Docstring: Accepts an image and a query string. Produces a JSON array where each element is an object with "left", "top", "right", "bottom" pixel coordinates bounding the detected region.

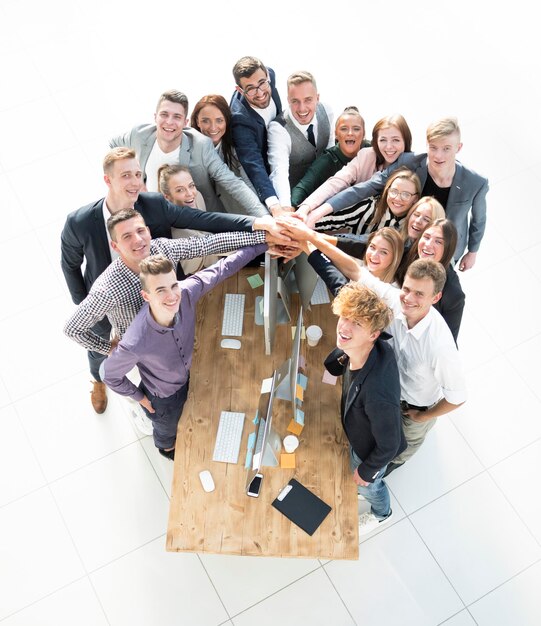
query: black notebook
[{"left": 271, "top": 479, "right": 332, "bottom": 536}]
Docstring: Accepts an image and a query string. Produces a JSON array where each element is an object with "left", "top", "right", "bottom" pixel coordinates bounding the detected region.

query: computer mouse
[
  {"left": 221, "top": 338, "right": 241, "bottom": 349},
  {"left": 199, "top": 470, "right": 215, "bottom": 493}
]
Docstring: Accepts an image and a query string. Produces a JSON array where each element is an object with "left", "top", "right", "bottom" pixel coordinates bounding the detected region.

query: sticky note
[
  {"left": 244, "top": 449, "right": 253, "bottom": 469},
  {"left": 247, "top": 273, "right": 264, "bottom": 289},
  {"left": 322, "top": 370, "right": 338, "bottom": 385},
  {"left": 261, "top": 377, "right": 273, "bottom": 393},
  {"left": 287, "top": 418, "right": 304, "bottom": 435},
  {"left": 252, "top": 411, "right": 259, "bottom": 425},
  {"left": 297, "top": 372, "right": 308, "bottom": 389},
  {"left": 295, "top": 408, "right": 305, "bottom": 425},
  {"left": 258, "top": 298, "right": 264, "bottom": 315},
  {"left": 247, "top": 432, "right": 257, "bottom": 450},
  {"left": 295, "top": 384, "right": 304, "bottom": 401},
  {"left": 301, "top": 325, "right": 306, "bottom": 339},
  {"left": 280, "top": 453, "right": 296, "bottom": 469}
]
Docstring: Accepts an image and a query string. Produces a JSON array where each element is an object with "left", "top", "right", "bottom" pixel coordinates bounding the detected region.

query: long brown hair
[{"left": 191, "top": 94, "right": 235, "bottom": 169}]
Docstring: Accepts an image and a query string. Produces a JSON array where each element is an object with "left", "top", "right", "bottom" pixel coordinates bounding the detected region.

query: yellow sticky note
[
  {"left": 295, "top": 384, "right": 304, "bottom": 401},
  {"left": 280, "top": 453, "right": 296, "bottom": 469},
  {"left": 287, "top": 419, "right": 304, "bottom": 435}
]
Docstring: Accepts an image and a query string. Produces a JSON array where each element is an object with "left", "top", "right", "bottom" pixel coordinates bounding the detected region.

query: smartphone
[{"left": 247, "top": 473, "right": 263, "bottom": 498}]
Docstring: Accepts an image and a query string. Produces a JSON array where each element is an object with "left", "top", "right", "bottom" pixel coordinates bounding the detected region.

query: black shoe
[
  {"left": 384, "top": 462, "right": 403, "bottom": 477},
  {"left": 159, "top": 448, "right": 175, "bottom": 461}
]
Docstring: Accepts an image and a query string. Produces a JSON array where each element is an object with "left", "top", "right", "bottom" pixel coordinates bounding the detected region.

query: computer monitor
[
  {"left": 245, "top": 370, "right": 282, "bottom": 494},
  {"left": 283, "top": 253, "right": 319, "bottom": 312},
  {"left": 255, "top": 253, "right": 292, "bottom": 355},
  {"left": 275, "top": 307, "right": 303, "bottom": 424}
]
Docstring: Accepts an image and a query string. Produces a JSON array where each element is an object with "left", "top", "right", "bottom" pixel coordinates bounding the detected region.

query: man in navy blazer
[
  {"left": 61, "top": 147, "right": 278, "bottom": 414},
  {"left": 230, "top": 56, "right": 285, "bottom": 215}
]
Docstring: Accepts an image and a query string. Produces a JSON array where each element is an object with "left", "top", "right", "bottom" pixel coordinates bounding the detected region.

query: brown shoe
[{"left": 90, "top": 381, "right": 108, "bottom": 414}]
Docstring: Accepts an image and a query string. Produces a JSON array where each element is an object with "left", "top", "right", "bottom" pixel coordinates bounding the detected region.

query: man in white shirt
[
  {"left": 275, "top": 217, "right": 467, "bottom": 472},
  {"left": 267, "top": 71, "right": 334, "bottom": 208}
]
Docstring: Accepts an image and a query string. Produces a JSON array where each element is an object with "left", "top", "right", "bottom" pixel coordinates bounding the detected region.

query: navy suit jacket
[
  {"left": 60, "top": 192, "right": 255, "bottom": 305},
  {"left": 230, "top": 67, "right": 282, "bottom": 203}
]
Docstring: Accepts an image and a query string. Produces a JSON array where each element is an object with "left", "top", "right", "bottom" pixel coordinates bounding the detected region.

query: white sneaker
[
  {"left": 128, "top": 401, "right": 153, "bottom": 436},
  {"left": 358, "top": 510, "right": 393, "bottom": 536}
]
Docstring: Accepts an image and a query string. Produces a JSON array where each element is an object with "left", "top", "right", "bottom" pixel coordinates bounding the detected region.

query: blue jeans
[
  {"left": 140, "top": 379, "right": 190, "bottom": 450},
  {"left": 349, "top": 447, "right": 391, "bottom": 519}
]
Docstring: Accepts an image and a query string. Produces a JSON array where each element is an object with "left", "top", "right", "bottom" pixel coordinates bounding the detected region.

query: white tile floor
[{"left": 1, "top": 1, "right": 540, "bottom": 624}]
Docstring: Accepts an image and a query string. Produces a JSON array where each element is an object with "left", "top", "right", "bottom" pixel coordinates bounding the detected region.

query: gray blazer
[
  {"left": 110, "top": 125, "right": 267, "bottom": 217},
  {"left": 328, "top": 153, "right": 489, "bottom": 260}
]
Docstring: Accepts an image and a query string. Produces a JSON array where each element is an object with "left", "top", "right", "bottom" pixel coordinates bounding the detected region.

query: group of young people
[{"left": 61, "top": 54, "right": 488, "bottom": 536}]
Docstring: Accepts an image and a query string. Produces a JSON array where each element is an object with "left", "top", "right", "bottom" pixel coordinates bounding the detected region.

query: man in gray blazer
[
  {"left": 303, "top": 117, "right": 488, "bottom": 271},
  {"left": 110, "top": 90, "right": 268, "bottom": 217}
]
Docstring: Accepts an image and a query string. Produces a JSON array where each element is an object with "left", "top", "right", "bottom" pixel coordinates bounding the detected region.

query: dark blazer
[
  {"left": 60, "top": 192, "right": 255, "bottom": 305},
  {"left": 230, "top": 67, "right": 282, "bottom": 203},
  {"left": 434, "top": 265, "right": 465, "bottom": 345},
  {"left": 324, "top": 341, "right": 406, "bottom": 482}
]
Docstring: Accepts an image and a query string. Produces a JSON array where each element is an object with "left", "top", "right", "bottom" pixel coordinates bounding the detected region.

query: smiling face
[
  {"left": 164, "top": 170, "right": 198, "bottom": 207},
  {"left": 104, "top": 158, "right": 144, "bottom": 210},
  {"left": 335, "top": 113, "right": 365, "bottom": 158},
  {"left": 110, "top": 216, "right": 151, "bottom": 268},
  {"left": 427, "top": 131, "right": 462, "bottom": 175},
  {"left": 196, "top": 103, "right": 226, "bottom": 146},
  {"left": 399, "top": 275, "right": 441, "bottom": 326},
  {"left": 377, "top": 125, "right": 406, "bottom": 165},
  {"left": 154, "top": 99, "right": 188, "bottom": 148},
  {"left": 288, "top": 80, "right": 319, "bottom": 125},
  {"left": 336, "top": 316, "right": 379, "bottom": 356},
  {"left": 386, "top": 178, "right": 418, "bottom": 217},
  {"left": 364, "top": 235, "right": 394, "bottom": 278},
  {"left": 141, "top": 269, "right": 181, "bottom": 326},
  {"left": 407, "top": 202, "right": 435, "bottom": 240},
  {"left": 236, "top": 68, "right": 272, "bottom": 109},
  {"left": 418, "top": 225, "right": 445, "bottom": 263}
]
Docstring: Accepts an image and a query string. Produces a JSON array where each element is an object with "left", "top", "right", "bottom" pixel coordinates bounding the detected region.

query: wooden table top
[{"left": 166, "top": 265, "right": 359, "bottom": 559}]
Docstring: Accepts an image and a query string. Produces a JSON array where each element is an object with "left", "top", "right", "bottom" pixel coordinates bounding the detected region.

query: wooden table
[{"left": 166, "top": 266, "right": 359, "bottom": 559}]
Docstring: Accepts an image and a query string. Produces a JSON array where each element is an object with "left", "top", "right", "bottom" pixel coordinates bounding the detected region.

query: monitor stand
[
  {"left": 261, "top": 426, "right": 281, "bottom": 467},
  {"left": 254, "top": 295, "right": 290, "bottom": 326},
  {"left": 274, "top": 358, "right": 293, "bottom": 401}
]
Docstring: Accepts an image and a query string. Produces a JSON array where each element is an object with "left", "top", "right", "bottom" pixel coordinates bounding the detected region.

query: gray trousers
[{"left": 393, "top": 414, "right": 437, "bottom": 465}]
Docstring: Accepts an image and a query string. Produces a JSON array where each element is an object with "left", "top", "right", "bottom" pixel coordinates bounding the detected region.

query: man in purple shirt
[{"left": 102, "top": 243, "right": 266, "bottom": 460}]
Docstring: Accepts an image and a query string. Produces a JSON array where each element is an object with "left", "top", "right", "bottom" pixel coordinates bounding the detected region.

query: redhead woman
[{"left": 296, "top": 114, "right": 412, "bottom": 222}]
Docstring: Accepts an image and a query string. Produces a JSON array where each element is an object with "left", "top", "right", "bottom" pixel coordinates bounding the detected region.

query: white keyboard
[
  {"left": 221, "top": 293, "right": 245, "bottom": 336},
  {"left": 310, "top": 277, "right": 331, "bottom": 305},
  {"left": 212, "top": 411, "right": 245, "bottom": 463}
]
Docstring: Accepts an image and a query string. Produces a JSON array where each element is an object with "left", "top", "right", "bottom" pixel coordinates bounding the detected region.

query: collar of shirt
[
  {"left": 102, "top": 199, "right": 120, "bottom": 261},
  {"left": 144, "top": 302, "right": 180, "bottom": 332},
  {"left": 287, "top": 108, "right": 318, "bottom": 139},
  {"left": 396, "top": 308, "right": 433, "bottom": 340}
]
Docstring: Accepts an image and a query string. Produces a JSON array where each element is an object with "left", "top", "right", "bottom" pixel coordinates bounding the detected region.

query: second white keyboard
[
  {"left": 221, "top": 293, "right": 245, "bottom": 336},
  {"left": 212, "top": 411, "right": 245, "bottom": 463}
]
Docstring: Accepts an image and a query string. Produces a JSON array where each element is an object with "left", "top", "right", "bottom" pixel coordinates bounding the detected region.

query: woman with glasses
[
  {"left": 295, "top": 114, "right": 412, "bottom": 221},
  {"left": 190, "top": 94, "right": 257, "bottom": 212},
  {"left": 313, "top": 167, "right": 421, "bottom": 236},
  {"left": 290, "top": 106, "right": 369, "bottom": 207}
]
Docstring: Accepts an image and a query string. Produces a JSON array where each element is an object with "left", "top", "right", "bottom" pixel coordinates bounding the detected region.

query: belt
[{"left": 400, "top": 400, "right": 429, "bottom": 412}]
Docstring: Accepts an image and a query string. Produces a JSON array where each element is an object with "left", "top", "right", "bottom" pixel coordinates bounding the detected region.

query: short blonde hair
[
  {"left": 426, "top": 117, "right": 461, "bottom": 142},
  {"left": 287, "top": 70, "right": 317, "bottom": 90},
  {"left": 103, "top": 147, "right": 136, "bottom": 175},
  {"left": 332, "top": 283, "right": 393, "bottom": 334}
]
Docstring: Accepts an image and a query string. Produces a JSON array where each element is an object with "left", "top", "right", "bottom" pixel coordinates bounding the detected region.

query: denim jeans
[
  {"left": 139, "top": 378, "right": 190, "bottom": 450},
  {"left": 349, "top": 446, "right": 391, "bottom": 519}
]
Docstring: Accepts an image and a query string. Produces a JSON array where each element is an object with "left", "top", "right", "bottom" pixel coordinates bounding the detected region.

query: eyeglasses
[
  {"left": 242, "top": 79, "right": 270, "bottom": 97},
  {"left": 388, "top": 188, "right": 418, "bottom": 201}
]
